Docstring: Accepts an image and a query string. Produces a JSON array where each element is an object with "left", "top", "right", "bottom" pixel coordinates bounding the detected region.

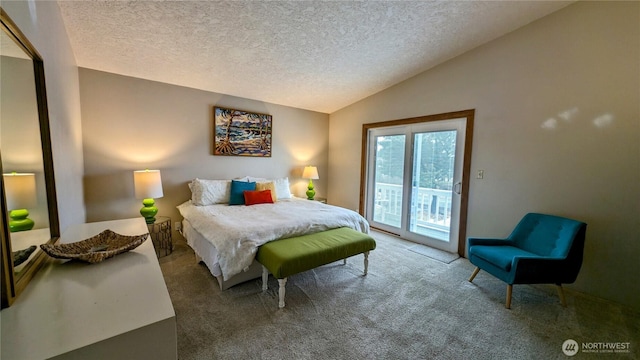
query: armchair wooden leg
[
  {"left": 468, "top": 267, "right": 480, "bottom": 282},
  {"left": 557, "top": 284, "right": 567, "bottom": 307},
  {"left": 506, "top": 284, "right": 513, "bottom": 309}
]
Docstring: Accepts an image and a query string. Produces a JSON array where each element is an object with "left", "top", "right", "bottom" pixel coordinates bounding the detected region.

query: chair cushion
[
  {"left": 511, "top": 213, "right": 584, "bottom": 257},
  {"left": 470, "top": 245, "right": 538, "bottom": 272}
]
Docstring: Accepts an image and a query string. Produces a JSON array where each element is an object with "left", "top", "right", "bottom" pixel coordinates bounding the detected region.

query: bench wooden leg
[
  {"left": 506, "top": 284, "right": 513, "bottom": 309},
  {"left": 363, "top": 251, "right": 369, "bottom": 275},
  {"left": 278, "top": 278, "right": 287, "bottom": 308},
  {"left": 261, "top": 266, "right": 268, "bottom": 291}
]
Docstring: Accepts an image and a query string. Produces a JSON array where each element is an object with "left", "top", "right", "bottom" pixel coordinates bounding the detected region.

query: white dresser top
[{"left": 0, "top": 218, "right": 176, "bottom": 359}]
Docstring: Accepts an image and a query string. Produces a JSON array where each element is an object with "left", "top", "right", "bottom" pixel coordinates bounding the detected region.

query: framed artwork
[{"left": 213, "top": 106, "right": 272, "bottom": 157}]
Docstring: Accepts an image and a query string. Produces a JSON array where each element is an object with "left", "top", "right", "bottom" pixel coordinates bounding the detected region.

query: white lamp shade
[
  {"left": 3, "top": 173, "right": 37, "bottom": 210},
  {"left": 134, "top": 170, "right": 164, "bottom": 199},
  {"left": 302, "top": 166, "right": 319, "bottom": 180}
]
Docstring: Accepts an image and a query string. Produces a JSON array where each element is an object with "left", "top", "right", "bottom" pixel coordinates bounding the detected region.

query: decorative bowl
[{"left": 40, "top": 229, "right": 148, "bottom": 263}]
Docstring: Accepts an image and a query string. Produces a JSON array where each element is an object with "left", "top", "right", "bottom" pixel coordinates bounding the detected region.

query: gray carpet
[
  {"left": 408, "top": 243, "right": 460, "bottom": 264},
  {"left": 159, "top": 231, "right": 639, "bottom": 360}
]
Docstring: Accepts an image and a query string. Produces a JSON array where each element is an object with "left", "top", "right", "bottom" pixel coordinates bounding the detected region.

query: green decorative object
[
  {"left": 140, "top": 198, "right": 158, "bottom": 224},
  {"left": 3, "top": 172, "right": 38, "bottom": 232},
  {"left": 9, "top": 209, "right": 35, "bottom": 232},
  {"left": 134, "top": 169, "right": 163, "bottom": 224},
  {"left": 302, "top": 166, "right": 319, "bottom": 201},
  {"left": 305, "top": 179, "right": 316, "bottom": 201}
]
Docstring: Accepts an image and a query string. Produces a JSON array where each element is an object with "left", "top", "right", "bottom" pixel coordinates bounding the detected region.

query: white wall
[
  {"left": 328, "top": 1, "right": 639, "bottom": 310},
  {"left": 79, "top": 69, "right": 329, "bottom": 231},
  {"left": 3, "top": 1, "right": 86, "bottom": 232}
]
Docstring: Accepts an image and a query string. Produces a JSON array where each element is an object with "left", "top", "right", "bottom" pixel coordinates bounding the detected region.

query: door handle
[{"left": 454, "top": 182, "right": 462, "bottom": 195}]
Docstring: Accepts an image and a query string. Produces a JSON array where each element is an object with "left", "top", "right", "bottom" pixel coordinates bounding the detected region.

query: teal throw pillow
[{"left": 229, "top": 180, "right": 256, "bottom": 205}]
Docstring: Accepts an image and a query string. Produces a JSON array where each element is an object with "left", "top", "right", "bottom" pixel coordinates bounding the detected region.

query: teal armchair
[{"left": 467, "top": 213, "right": 586, "bottom": 309}]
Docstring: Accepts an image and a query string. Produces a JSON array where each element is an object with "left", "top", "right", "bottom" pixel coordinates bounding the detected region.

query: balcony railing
[{"left": 373, "top": 182, "right": 452, "bottom": 241}]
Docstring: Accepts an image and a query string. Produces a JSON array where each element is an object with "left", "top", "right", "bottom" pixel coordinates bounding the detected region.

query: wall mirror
[{"left": 1, "top": 8, "right": 59, "bottom": 308}]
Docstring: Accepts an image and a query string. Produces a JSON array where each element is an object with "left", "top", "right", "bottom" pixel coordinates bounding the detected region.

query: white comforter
[{"left": 177, "top": 198, "right": 370, "bottom": 281}]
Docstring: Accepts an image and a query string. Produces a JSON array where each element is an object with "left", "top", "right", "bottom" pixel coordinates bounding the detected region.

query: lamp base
[
  {"left": 140, "top": 198, "right": 158, "bottom": 224},
  {"left": 9, "top": 209, "right": 34, "bottom": 232},
  {"left": 306, "top": 179, "right": 316, "bottom": 200}
]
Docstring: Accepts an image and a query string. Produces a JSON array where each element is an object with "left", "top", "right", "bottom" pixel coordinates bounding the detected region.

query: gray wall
[
  {"left": 3, "top": 1, "right": 86, "bottom": 232},
  {"left": 79, "top": 69, "right": 329, "bottom": 234},
  {"left": 328, "top": 1, "right": 639, "bottom": 309}
]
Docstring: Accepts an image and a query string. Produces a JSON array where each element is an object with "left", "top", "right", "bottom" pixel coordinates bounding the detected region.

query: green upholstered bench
[{"left": 256, "top": 227, "right": 376, "bottom": 308}]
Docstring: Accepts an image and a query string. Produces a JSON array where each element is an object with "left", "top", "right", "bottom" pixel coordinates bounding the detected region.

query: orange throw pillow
[{"left": 243, "top": 190, "right": 274, "bottom": 206}]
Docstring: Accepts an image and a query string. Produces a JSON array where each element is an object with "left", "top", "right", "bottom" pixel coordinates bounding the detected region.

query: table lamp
[
  {"left": 3, "top": 172, "right": 37, "bottom": 232},
  {"left": 302, "top": 166, "right": 319, "bottom": 200},
  {"left": 134, "top": 169, "right": 163, "bottom": 224}
]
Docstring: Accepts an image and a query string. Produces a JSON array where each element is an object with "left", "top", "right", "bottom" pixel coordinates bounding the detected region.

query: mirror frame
[{"left": 1, "top": 7, "right": 60, "bottom": 308}]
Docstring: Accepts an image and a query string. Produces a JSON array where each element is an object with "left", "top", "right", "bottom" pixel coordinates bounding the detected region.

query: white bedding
[{"left": 177, "top": 197, "right": 369, "bottom": 281}]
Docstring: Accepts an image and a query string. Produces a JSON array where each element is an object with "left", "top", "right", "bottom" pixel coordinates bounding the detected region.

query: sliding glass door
[
  {"left": 370, "top": 130, "right": 406, "bottom": 229},
  {"left": 364, "top": 111, "right": 473, "bottom": 254}
]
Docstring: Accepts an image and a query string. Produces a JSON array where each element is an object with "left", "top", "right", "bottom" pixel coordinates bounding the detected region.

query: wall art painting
[{"left": 213, "top": 107, "right": 272, "bottom": 157}]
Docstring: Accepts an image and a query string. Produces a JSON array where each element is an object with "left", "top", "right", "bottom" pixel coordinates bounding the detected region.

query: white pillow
[
  {"left": 190, "top": 178, "right": 231, "bottom": 205},
  {"left": 273, "top": 177, "right": 292, "bottom": 199},
  {"left": 237, "top": 176, "right": 268, "bottom": 183},
  {"left": 233, "top": 176, "right": 291, "bottom": 199}
]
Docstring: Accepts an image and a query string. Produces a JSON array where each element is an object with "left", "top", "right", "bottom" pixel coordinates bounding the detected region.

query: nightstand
[
  {"left": 314, "top": 197, "right": 327, "bottom": 204},
  {"left": 147, "top": 216, "right": 172, "bottom": 257}
]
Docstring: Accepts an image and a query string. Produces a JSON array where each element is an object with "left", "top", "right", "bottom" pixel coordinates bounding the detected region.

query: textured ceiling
[{"left": 58, "top": 1, "right": 572, "bottom": 113}]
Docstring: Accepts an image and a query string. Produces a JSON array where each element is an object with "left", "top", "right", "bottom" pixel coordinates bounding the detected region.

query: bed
[{"left": 177, "top": 177, "right": 370, "bottom": 290}]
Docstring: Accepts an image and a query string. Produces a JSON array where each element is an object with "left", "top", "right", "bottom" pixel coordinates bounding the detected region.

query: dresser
[{"left": 0, "top": 218, "right": 177, "bottom": 359}]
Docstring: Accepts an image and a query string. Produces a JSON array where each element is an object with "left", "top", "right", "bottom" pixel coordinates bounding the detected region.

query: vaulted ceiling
[{"left": 58, "top": 1, "right": 573, "bottom": 113}]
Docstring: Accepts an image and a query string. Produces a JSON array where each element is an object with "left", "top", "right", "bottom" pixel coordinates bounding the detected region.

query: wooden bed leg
[
  {"left": 506, "top": 284, "right": 513, "bottom": 309},
  {"left": 468, "top": 267, "right": 480, "bottom": 282},
  {"left": 363, "top": 251, "right": 369, "bottom": 275},
  {"left": 557, "top": 284, "right": 567, "bottom": 307},
  {"left": 278, "top": 278, "right": 287, "bottom": 308},
  {"left": 343, "top": 258, "right": 347, "bottom": 265},
  {"left": 261, "top": 266, "right": 268, "bottom": 291}
]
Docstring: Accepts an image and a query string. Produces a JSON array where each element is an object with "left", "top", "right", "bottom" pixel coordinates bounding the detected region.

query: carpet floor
[{"left": 159, "top": 230, "right": 639, "bottom": 360}]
